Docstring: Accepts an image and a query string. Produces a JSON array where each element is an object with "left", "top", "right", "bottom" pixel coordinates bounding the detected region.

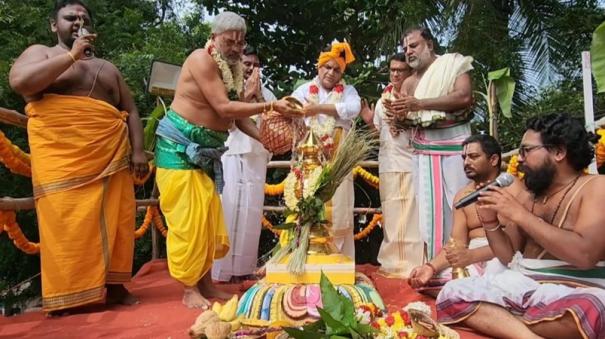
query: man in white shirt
[
  {"left": 212, "top": 46, "right": 277, "bottom": 282},
  {"left": 291, "top": 40, "right": 361, "bottom": 259},
  {"left": 360, "top": 54, "right": 422, "bottom": 277}
]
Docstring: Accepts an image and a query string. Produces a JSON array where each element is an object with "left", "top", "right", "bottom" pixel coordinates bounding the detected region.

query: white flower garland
[
  {"left": 307, "top": 78, "right": 345, "bottom": 139},
  {"left": 283, "top": 166, "right": 323, "bottom": 211},
  {"left": 204, "top": 40, "right": 244, "bottom": 99}
]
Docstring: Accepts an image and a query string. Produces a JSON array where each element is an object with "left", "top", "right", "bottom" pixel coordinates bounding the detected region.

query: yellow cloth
[
  {"left": 317, "top": 41, "right": 355, "bottom": 72},
  {"left": 156, "top": 168, "right": 230, "bottom": 286},
  {"left": 25, "top": 94, "right": 135, "bottom": 312}
]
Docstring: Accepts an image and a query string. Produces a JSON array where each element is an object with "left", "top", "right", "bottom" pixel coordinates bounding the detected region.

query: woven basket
[{"left": 259, "top": 111, "right": 305, "bottom": 155}]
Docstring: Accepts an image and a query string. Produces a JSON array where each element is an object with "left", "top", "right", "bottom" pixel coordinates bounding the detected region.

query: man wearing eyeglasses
[
  {"left": 360, "top": 54, "right": 423, "bottom": 278},
  {"left": 437, "top": 113, "right": 605, "bottom": 338},
  {"left": 212, "top": 46, "right": 277, "bottom": 283}
]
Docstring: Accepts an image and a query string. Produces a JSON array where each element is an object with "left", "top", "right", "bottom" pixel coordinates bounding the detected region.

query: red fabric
[{"left": 0, "top": 261, "right": 487, "bottom": 338}]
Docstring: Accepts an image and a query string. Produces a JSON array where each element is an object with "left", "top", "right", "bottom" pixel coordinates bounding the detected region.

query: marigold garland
[
  {"left": 134, "top": 206, "right": 154, "bottom": 239},
  {"left": 596, "top": 129, "right": 605, "bottom": 168},
  {"left": 0, "top": 210, "right": 39, "bottom": 254},
  {"left": 132, "top": 163, "right": 155, "bottom": 186},
  {"left": 261, "top": 216, "right": 281, "bottom": 236},
  {"left": 264, "top": 166, "right": 380, "bottom": 196},
  {"left": 353, "top": 166, "right": 379, "bottom": 189},
  {"left": 151, "top": 206, "right": 168, "bottom": 237},
  {"left": 264, "top": 180, "right": 285, "bottom": 196},
  {"left": 354, "top": 213, "right": 382, "bottom": 240},
  {"left": 0, "top": 130, "right": 32, "bottom": 177},
  {"left": 506, "top": 154, "right": 524, "bottom": 178},
  {"left": 260, "top": 213, "right": 382, "bottom": 240}
]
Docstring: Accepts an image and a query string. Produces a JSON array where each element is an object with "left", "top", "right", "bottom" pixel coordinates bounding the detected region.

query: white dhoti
[
  {"left": 212, "top": 130, "right": 270, "bottom": 281},
  {"left": 413, "top": 123, "right": 470, "bottom": 260},
  {"left": 377, "top": 172, "right": 423, "bottom": 277},
  {"left": 328, "top": 173, "right": 355, "bottom": 259},
  {"left": 407, "top": 53, "right": 474, "bottom": 260}
]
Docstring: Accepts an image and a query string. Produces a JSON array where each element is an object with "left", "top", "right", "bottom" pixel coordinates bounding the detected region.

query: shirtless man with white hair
[{"left": 154, "top": 11, "right": 300, "bottom": 308}]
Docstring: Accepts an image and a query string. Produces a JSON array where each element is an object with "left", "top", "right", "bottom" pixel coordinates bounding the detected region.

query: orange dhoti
[{"left": 26, "top": 94, "right": 135, "bottom": 312}]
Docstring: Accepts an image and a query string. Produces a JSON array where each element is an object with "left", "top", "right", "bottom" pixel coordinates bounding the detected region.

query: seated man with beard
[
  {"left": 437, "top": 113, "right": 605, "bottom": 339},
  {"left": 409, "top": 134, "right": 525, "bottom": 296}
]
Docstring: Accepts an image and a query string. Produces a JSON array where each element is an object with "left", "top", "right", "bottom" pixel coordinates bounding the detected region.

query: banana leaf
[
  {"left": 488, "top": 67, "right": 515, "bottom": 118},
  {"left": 592, "top": 21, "right": 605, "bottom": 93},
  {"left": 143, "top": 98, "right": 167, "bottom": 152}
]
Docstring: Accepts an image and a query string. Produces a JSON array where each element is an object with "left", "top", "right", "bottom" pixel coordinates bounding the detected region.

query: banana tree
[
  {"left": 475, "top": 67, "right": 516, "bottom": 140},
  {"left": 592, "top": 21, "right": 605, "bottom": 93}
]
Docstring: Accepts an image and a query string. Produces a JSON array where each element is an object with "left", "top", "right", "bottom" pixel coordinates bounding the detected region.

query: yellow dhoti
[
  {"left": 26, "top": 94, "right": 135, "bottom": 312},
  {"left": 155, "top": 168, "right": 230, "bottom": 286}
]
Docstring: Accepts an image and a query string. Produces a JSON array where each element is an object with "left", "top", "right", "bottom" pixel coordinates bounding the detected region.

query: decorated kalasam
[{"left": 259, "top": 96, "right": 305, "bottom": 155}]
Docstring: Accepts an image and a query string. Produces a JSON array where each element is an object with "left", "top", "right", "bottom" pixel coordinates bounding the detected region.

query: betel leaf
[
  {"left": 592, "top": 21, "right": 605, "bottom": 93},
  {"left": 488, "top": 67, "right": 515, "bottom": 118},
  {"left": 302, "top": 318, "right": 326, "bottom": 333},
  {"left": 320, "top": 272, "right": 344, "bottom": 320},
  {"left": 283, "top": 327, "right": 325, "bottom": 339},
  {"left": 317, "top": 307, "right": 348, "bottom": 336}
]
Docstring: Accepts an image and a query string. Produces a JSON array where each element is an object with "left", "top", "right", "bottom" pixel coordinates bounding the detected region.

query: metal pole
[{"left": 582, "top": 51, "right": 598, "bottom": 174}]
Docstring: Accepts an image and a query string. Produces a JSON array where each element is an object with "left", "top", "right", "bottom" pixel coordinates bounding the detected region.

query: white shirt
[
  {"left": 374, "top": 99, "right": 413, "bottom": 173},
  {"left": 224, "top": 86, "right": 277, "bottom": 155},
  {"left": 291, "top": 77, "right": 361, "bottom": 130}
]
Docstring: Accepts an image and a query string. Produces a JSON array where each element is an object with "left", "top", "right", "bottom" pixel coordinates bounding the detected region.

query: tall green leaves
[
  {"left": 592, "top": 21, "right": 605, "bottom": 93},
  {"left": 488, "top": 67, "right": 515, "bottom": 118}
]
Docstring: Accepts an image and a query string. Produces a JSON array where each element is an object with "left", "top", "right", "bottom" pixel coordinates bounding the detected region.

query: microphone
[
  {"left": 454, "top": 173, "right": 514, "bottom": 209},
  {"left": 78, "top": 26, "right": 93, "bottom": 57}
]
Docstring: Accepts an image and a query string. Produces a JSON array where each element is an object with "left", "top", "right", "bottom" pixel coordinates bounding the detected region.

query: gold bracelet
[
  {"left": 485, "top": 224, "right": 502, "bottom": 232},
  {"left": 67, "top": 52, "right": 77, "bottom": 63}
]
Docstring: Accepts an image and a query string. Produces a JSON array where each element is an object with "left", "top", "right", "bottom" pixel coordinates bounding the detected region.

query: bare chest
[{"left": 47, "top": 57, "right": 120, "bottom": 107}]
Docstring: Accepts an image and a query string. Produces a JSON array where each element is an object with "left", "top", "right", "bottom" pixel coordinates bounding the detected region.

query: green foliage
[
  {"left": 592, "top": 21, "right": 605, "bottom": 93},
  {"left": 487, "top": 67, "right": 516, "bottom": 119},
  {"left": 284, "top": 272, "right": 376, "bottom": 338}
]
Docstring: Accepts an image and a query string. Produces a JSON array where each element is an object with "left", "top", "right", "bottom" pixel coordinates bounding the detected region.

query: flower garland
[
  {"left": 260, "top": 212, "right": 382, "bottom": 241},
  {"left": 261, "top": 216, "right": 281, "bottom": 236},
  {"left": 307, "top": 79, "right": 345, "bottom": 150},
  {"left": 506, "top": 154, "right": 524, "bottom": 178},
  {"left": 265, "top": 166, "right": 380, "bottom": 197},
  {"left": 354, "top": 213, "right": 382, "bottom": 240},
  {"left": 596, "top": 128, "right": 605, "bottom": 168},
  {"left": 204, "top": 40, "right": 244, "bottom": 101},
  {"left": 0, "top": 210, "right": 39, "bottom": 254},
  {"left": 0, "top": 130, "right": 31, "bottom": 177},
  {"left": 134, "top": 206, "right": 154, "bottom": 239},
  {"left": 132, "top": 162, "right": 155, "bottom": 186},
  {"left": 353, "top": 166, "right": 380, "bottom": 189},
  {"left": 150, "top": 206, "right": 168, "bottom": 237},
  {"left": 283, "top": 166, "right": 323, "bottom": 211},
  {"left": 264, "top": 180, "right": 285, "bottom": 196}
]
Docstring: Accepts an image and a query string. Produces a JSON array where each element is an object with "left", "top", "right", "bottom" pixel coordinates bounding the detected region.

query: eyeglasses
[
  {"left": 390, "top": 68, "right": 408, "bottom": 74},
  {"left": 518, "top": 144, "right": 550, "bottom": 157}
]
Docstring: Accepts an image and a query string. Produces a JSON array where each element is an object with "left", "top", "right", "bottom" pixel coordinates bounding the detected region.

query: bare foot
[
  {"left": 197, "top": 272, "right": 233, "bottom": 300},
  {"left": 106, "top": 284, "right": 139, "bottom": 306},
  {"left": 183, "top": 286, "right": 211, "bottom": 309}
]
